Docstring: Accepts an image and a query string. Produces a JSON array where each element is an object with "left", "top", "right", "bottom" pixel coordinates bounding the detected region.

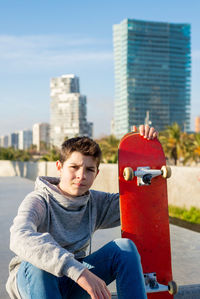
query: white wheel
[
  {"left": 161, "top": 165, "right": 172, "bottom": 179},
  {"left": 168, "top": 280, "right": 178, "bottom": 295},
  {"left": 123, "top": 167, "right": 134, "bottom": 181}
]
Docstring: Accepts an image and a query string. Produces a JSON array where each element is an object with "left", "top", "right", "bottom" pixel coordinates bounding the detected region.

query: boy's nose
[{"left": 77, "top": 168, "right": 86, "bottom": 179}]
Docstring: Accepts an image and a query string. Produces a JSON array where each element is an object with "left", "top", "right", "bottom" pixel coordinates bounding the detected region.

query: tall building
[
  {"left": 8, "top": 133, "right": 19, "bottom": 149},
  {"left": 113, "top": 19, "right": 191, "bottom": 138},
  {"left": 50, "top": 74, "right": 93, "bottom": 147},
  {"left": 33, "top": 123, "right": 50, "bottom": 151},
  {"left": 18, "top": 130, "right": 33, "bottom": 150}
]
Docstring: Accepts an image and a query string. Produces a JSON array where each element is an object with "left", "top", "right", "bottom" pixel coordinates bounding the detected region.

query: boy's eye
[{"left": 87, "top": 168, "right": 95, "bottom": 172}]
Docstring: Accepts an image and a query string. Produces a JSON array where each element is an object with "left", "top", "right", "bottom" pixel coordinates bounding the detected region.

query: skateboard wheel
[
  {"left": 168, "top": 280, "right": 178, "bottom": 295},
  {"left": 161, "top": 166, "right": 172, "bottom": 179},
  {"left": 123, "top": 167, "right": 134, "bottom": 181}
]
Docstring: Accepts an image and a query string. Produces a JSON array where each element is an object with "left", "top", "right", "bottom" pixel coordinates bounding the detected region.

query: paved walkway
[{"left": 1, "top": 177, "right": 200, "bottom": 298}]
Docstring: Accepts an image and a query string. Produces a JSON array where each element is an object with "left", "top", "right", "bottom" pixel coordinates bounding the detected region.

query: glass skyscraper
[{"left": 113, "top": 19, "right": 191, "bottom": 138}]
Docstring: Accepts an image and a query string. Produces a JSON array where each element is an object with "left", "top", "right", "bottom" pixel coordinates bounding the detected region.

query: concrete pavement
[{"left": 1, "top": 177, "right": 200, "bottom": 298}]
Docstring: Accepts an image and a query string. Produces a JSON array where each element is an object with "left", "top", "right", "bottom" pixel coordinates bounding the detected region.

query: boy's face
[{"left": 56, "top": 151, "right": 99, "bottom": 198}]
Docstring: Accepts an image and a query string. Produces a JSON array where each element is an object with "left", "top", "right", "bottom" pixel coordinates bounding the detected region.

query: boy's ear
[
  {"left": 56, "top": 160, "right": 63, "bottom": 171},
  {"left": 96, "top": 169, "right": 99, "bottom": 176}
]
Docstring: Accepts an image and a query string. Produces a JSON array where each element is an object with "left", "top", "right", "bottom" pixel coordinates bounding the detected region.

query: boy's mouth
[{"left": 74, "top": 182, "right": 86, "bottom": 187}]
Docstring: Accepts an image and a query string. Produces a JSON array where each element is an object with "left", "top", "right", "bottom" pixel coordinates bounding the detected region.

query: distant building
[
  {"left": 33, "top": 123, "right": 50, "bottom": 151},
  {"left": 195, "top": 117, "right": 200, "bottom": 133},
  {"left": 113, "top": 18, "right": 191, "bottom": 138},
  {"left": 8, "top": 132, "right": 19, "bottom": 149},
  {"left": 0, "top": 135, "right": 9, "bottom": 148},
  {"left": 50, "top": 74, "right": 93, "bottom": 147},
  {"left": 18, "top": 130, "right": 33, "bottom": 150}
]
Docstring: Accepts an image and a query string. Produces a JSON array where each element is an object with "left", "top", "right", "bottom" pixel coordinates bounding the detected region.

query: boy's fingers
[
  {"left": 105, "top": 286, "right": 111, "bottom": 298},
  {"left": 148, "top": 127, "right": 156, "bottom": 139},
  {"left": 139, "top": 124, "right": 145, "bottom": 136},
  {"left": 144, "top": 125, "right": 150, "bottom": 138},
  {"left": 153, "top": 130, "right": 158, "bottom": 139},
  {"left": 132, "top": 125, "right": 137, "bottom": 132},
  {"left": 136, "top": 124, "right": 158, "bottom": 140}
]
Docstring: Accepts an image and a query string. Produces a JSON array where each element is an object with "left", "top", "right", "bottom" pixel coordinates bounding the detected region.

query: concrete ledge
[
  {"left": 1, "top": 161, "right": 200, "bottom": 209},
  {"left": 175, "top": 284, "right": 200, "bottom": 298},
  {"left": 111, "top": 284, "right": 200, "bottom": 298}
]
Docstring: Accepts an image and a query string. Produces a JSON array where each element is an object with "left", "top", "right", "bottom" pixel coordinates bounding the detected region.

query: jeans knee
[{"left": 113, "top": 238, "right": 141, "bottom": 262}]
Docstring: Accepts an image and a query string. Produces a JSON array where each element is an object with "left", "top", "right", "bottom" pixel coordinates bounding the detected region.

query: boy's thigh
[{"left": 17, "top": 261, "right": 89, "bottom": 299}]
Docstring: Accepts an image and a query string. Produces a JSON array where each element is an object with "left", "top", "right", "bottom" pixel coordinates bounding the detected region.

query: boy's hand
[
  {"left": 77, "top": 268, "right": 111, "bottom": 299},
  {"left": 132, "top": 125, "right": 158, "bottom": 140}
]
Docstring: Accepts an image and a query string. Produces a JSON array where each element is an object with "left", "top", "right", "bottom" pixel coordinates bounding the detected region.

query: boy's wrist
[{"left": 62, "top": 257, "right": 87, "bottom": 282}]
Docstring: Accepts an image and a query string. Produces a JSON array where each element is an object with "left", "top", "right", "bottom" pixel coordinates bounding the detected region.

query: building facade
[
  {"left": 8, "top": 133, "right": 19, "bottom": 149},
  {"left": 195, "top": 117, "right": 200, "bottom": 133},
  {"left": 50, "top": 74, "right": 93, "bottom": 147},
  {"left": 18, "top": 130, "right": 33, "bottom": 150},
  {"left": 33, "top": 123, "right": 50, "bottom": 151},
  {"left": 113, "top": 19, "right": 191, "bottom": 138},
  {"left": 0, "top": 135, "right": 9, "bottom": 148}
]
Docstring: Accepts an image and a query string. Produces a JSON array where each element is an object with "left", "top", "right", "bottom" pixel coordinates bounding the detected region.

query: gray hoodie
[{"left": 6, "top": 176, "right": 120, "bottom": 298}]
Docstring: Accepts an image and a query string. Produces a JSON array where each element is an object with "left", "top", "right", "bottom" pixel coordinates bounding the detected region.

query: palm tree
[
  {"left": 190, "top": 133, "right": 200, "bottom": 163},
  {"left": 40, "top": 147, "right": 60, "bottom": 161},
  {"left": 159, "top": 123, "right": 183, "bottom": 165},
  {"left": 178, "top": 132, "right": 194, "bottom": 165}
]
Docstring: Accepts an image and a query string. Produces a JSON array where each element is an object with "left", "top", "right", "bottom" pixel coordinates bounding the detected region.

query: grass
[{"left": 169, "top": 205, "right": 200, "bottom": 225}]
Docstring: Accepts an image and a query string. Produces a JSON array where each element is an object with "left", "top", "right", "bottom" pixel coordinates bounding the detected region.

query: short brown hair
[{"left": 60, "top": 136, "right": 102, "bottom": 168}]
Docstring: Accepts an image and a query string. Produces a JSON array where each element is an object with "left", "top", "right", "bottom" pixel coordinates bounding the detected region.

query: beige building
[
  {"left": 195, "top": 116, "right": 200, "bottom": 133},
  {"left": 33, "top": 123, "right": 50, "bottom": 151},
  {"left": 50, "top": 74, "right": 93, "bottom": 147}
]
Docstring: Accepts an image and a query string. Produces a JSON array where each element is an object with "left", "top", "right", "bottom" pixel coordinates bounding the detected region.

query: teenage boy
[{"left": 6, "top": 125, "right": 158, "bottom": 299}]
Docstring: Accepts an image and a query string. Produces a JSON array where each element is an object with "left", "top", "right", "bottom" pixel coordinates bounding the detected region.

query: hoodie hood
[{"left": 34, "top": 176, "right": 90, "bottom": 211}]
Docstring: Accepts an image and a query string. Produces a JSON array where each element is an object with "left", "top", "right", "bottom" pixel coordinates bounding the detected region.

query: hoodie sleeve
[
  {"left": 90, "top": 190, "right": 120, "bottom": 229},
  {"left": 9, "top": 191, "right": 86, "bottom": 282}
]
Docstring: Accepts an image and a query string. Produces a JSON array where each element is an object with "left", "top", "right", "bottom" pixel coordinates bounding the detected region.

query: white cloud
[{"left": 0, "top": 34, "right": 113, "bottom": 72}]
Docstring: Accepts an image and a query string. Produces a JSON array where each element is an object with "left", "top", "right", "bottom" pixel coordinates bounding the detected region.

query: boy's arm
[
  {"left": 94, "top": 125, "right": 158, "bottom": 230},
  {"left": 10, "top": 192, "right": 86, "bottom": 282},
  {"left": 92, "top": 191, "right": 120, "bottom": 230}
]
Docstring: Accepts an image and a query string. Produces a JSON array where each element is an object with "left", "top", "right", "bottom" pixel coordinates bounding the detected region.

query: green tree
[
  {"left": 97, "top": 135, "right": 120, "bottom": 163},
  {"left": 0, "top": 147, "right": 31, "bottom": 161}
]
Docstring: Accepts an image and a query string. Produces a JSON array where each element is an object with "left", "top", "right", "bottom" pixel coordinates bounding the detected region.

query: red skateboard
[{"left": 118, "top": 132, "right": 177, "bottom": 298}]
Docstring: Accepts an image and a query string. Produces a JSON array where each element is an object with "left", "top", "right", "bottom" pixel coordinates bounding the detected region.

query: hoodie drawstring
[{"left": 89, "top": 192, "right": 93, "bottom": 255}]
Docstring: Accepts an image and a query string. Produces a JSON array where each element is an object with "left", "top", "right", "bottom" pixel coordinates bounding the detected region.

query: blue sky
[{"left": 0, "top": 0, "right": 199, "bottom": 137}]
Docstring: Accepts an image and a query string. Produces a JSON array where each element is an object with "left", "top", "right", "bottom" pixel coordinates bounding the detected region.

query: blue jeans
[{"left": 17, "top": 238, "right": 147, "bottom": 299}]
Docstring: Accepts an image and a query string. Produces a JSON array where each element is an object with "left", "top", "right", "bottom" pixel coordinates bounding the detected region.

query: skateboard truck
[
  {"left": 136, "top": 167, "right": 161, "bottom": 186},
  {"left": 144, "top": 273, "right": 178, "bottom": 294},
  {"left": 123, "top": 166, "right": 171, "bottom": 185}
]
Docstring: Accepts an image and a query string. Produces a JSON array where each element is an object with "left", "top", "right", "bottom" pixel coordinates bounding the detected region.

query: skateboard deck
[{"left": 118, "top": 132, "right": 176, "bottom": 298}]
